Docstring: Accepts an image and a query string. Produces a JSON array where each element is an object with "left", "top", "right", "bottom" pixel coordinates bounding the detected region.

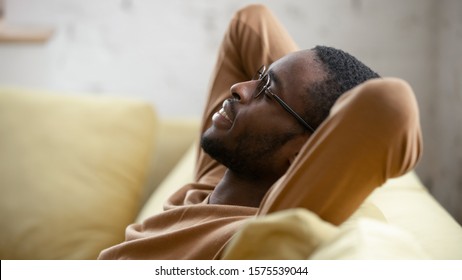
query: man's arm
[{"left": 259, "top": 78, "right": 423, "bottom": 225}]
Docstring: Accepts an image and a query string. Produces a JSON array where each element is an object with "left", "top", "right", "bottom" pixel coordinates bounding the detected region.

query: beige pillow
[
  {"left": 222, "top": 208, "right": 339, "bottom": 260},
  {"left": 220, "top": 199, "right": 401, "bottom": 260},
  {"left": 0, "top": 88, "right": 157, "bottom": 259},
  {"left": 222, "top": 206, "right": 428, "bottom": 260},
  {"left": 311, "top": 218, "right": 430, "bottom": 259}
]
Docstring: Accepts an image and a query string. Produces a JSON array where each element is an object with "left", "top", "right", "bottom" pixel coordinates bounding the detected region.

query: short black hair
[{"left": 302, "top": 45, "right": 380, "bottom": 129}]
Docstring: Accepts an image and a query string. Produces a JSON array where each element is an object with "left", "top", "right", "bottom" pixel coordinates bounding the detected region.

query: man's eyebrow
[{"left": 268, "top": 69, "right": 281, "bottom": 88}]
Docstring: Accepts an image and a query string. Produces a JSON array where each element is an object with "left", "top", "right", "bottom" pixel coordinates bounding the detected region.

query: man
[{"left": 98, "top": 4, "right": 422, "bottom": 260}]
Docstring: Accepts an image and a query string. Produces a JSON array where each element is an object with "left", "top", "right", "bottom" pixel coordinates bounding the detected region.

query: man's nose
[{"left": 230, "top": 80, "right": 255, "bottom": 103}]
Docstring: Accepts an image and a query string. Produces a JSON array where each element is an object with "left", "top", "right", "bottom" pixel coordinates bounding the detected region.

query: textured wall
[
  {"left": 432, "top": 0, "right": 462, "bottom": 224},
  {"left": 0, "top": 0, "right": 460, "bottom": 223}
]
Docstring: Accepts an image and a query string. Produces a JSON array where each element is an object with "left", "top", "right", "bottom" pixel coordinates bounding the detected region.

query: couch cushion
[
  {"left": 141, "top": 118, "right": 200, "bottom": 206},
  {"left": 221, "top": 208, "right": 339, "bottom": 260},
  {"left": 0, "top": 87, "right": 157, "bottom": 259},
  {"left": 310, "top": 218, "right": 429, "bottom": 259},
  {"left": 220, "top": 199, "right": 388, "bottom": 259},
  {"left": 137, "top": 143, "right": 197, "bottom": 222},
  {"left": 367, "top": 172, "right": 462, "bottom": 259},
  {"left": 221, "top": 206, "right": 428, "bottom": 260}
]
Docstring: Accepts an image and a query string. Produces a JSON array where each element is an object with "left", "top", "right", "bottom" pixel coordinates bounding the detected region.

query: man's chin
[
  {"left": 200, "top": 133, "right": 228, "bottom": 166},
  {"left": 201, "top": 134, "right": 261, "bottom": 180}
]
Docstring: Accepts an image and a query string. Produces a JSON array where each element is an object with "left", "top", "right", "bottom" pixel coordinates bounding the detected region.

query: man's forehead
[{"left": 269, "top": 50, "right": 326, "bottom": 84}]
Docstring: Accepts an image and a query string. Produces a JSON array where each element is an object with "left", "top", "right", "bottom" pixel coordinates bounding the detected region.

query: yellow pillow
[
  {"left": 0, "top": 88, "right": 157, "bottom": 259},
  {"left": 310, "top": 218, "right": 430, "bottom": 259},
  {"left": 222, "top": 208, "right": 339, "bottom": 260},
  {"left": 221, "top": 201, "right": 428, "bottom": 259},
  {"left": 221, "top": 202, "right": 389, "bottom": 259}
]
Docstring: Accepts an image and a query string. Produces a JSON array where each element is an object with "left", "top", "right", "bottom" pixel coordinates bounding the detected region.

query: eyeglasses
[{"left": 252, "top": 65, "right": 315, "bottom": 133}]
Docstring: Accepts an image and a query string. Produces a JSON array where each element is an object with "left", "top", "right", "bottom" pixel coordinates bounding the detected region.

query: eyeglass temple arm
[{"left": 269, "top": 93, "right": 316, "bottom": 133}]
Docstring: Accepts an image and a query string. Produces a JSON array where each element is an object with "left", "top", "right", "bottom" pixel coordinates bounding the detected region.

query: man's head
[
  {"left": 303, "top": 46, "right": 381, "bottom": 129},
  {"left": 201, "top": 46, "right": 380, "bottom": 181}
]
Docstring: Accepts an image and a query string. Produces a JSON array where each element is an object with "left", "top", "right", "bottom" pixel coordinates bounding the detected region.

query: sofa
[{"left": 1, "top": 87, "right": 461, "bottom": 260}]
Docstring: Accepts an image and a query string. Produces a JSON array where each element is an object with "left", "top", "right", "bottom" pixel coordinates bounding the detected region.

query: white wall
[
  {"left": 1, "top": 0, "right": 460, "bottom": 223},
  {"left": 0, "top": 0, "right": 436, "bottom": 117}
]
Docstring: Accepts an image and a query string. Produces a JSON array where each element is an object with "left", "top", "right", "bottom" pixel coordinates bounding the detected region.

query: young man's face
[{"left": 201, "top": 49, "right": 326, "bottom": 181}]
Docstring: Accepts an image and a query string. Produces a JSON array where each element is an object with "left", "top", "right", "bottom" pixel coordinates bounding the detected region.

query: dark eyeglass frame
[{"left": 253, "top": 65, "right": 315, "bottom": 133}]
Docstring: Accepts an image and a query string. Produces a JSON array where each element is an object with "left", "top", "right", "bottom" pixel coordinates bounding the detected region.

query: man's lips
[
  {"left": 221, "top": 99, "right": 235, "bottom": 123},
  {"left": 217, "top": 107, "right": 232, "bottom": 123},
  {"left": 212, "top": 99, "right": 235, "bottom": 128}
]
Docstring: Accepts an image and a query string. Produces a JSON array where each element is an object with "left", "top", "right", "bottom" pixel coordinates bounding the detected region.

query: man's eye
[{"left": 255, "top": 75, "right": 268, "bottom": 95}]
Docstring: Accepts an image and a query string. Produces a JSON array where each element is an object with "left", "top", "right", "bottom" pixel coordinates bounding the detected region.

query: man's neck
[{"left": 208, "top": 169, "right": 275, "bottom": 208}]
